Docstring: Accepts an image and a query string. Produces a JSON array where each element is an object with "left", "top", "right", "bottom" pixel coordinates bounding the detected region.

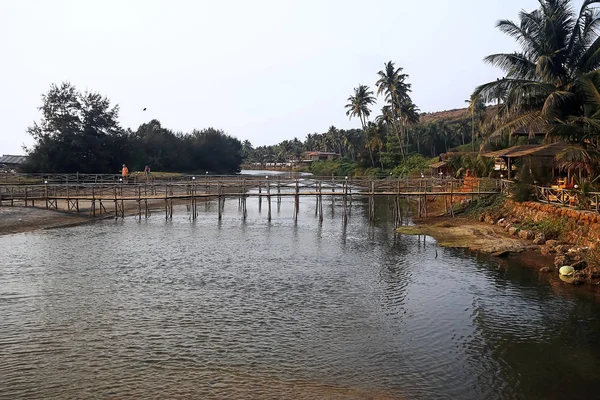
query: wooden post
[
  {"left": 295, "top": 179, "right": 300, "bottom": 221},
  {"left": 165, "top": 184, "right": 169, "bottom": 220},
  {"left": 91, "top": 186, "right": 96, "bottom": 217},
  {"left": 318, "top": 181, "right": 323, "bottom": 222},
  {"left": 450, "top": 179, "right": 454, "bottom": 217},
  {"left": 114, "top": 186, "right": 118, "bottom": 219},
  {"left": 218, "top": 182, "right": 223, "bottom": 220},
  {"left": 267, "top": 178, "right": 271, "bottom": 221}
]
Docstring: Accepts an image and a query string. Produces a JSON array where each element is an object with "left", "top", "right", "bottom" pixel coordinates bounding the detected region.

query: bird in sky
[{"left": 143, "top": 108, "right": 147, "bottom": 111}]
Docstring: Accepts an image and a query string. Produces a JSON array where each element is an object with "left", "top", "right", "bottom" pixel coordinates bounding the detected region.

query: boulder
[
  {"left": 505, "top": 223, "right": 513, "bottom": 232},
  {"left": 478, "top": 214, "right": 486, "bottom": 222},
  {"left": 508, "top": 227, "right": 520, "bottom": 236},
  {"left": 533, "top": 233, "right": 546, "bottom": 245},
  {"left": 545, "top": 240, "right": 560, "bottom": 248},
  {"left": 540, "top": 246, "right": 553, "bottom": 256},
  {"left": 497, "top": 218, "right": 507, "bottom": 227},
  {"left": 518, "top": 230, "right": 534, "bottom": 240},
  {"left": 554, "top": 254, "right": 568, "bottom": 269},
  {"left": 584, "top": 267, "right": 600, "bottom": 279}
]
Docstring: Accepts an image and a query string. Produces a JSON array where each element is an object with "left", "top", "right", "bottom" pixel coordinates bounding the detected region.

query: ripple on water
[{"left": 1, "top": 198, "right": 600, "bottom": 400}]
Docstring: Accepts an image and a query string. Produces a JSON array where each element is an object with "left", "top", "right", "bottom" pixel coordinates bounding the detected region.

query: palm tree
[
  {"left": 376, "top": 61, "right": 412, "bottom": 158},
  {"left": 473, "top": 0, "right": 600, "bottom": 148},
  {"left": 345, "top": 85, "right": 376, "bottom": 166}
]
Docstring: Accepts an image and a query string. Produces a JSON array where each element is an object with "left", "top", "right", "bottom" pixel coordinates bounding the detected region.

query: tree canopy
[{"left": 25, "top": 83, "right": 242, "bottom": 174}]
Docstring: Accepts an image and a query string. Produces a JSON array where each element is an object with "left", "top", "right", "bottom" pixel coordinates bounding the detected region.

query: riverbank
[
  {"left": 0, "top": 198, "right": 181, "bottom": 236},
  {"left": 397, "top": 197, "right": 600, "bottom": 287}
]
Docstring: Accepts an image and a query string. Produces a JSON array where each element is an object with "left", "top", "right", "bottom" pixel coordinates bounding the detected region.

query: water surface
[{"left": 1, "top": 196, "right": 599, "bottom": 399}]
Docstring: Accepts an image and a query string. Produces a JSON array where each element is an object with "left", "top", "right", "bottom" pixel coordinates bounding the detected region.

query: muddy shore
[
  {"left": 397, "top": 215, "right": 600, "bottom": 292},
  {"left": 0, "top": 198, "right": 174, "bottom": 236}
]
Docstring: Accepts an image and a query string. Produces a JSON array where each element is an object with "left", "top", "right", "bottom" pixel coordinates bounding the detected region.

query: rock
[
  {"left": 533, "top": 233, "right": 546, "bottom": 245},
  {"left": 554, "top": 254, "right": 568, "bottom": 269},
  {"left": 497, "top": 218, "right": 507, "bottom": 227},
  {"left": 571, "top": 260, "right": 587, "bottom": 271},
  {"left": 505, "top": 223, "right": 513, "bottom": 232},
  {"left": 508, "top": 227, "right": 519, "bottom": 236},
  {"left": 492, "top": 250, "right": 510, "bottom": 257},
  {"left": 572, "top": 273, "right": 585, "bottom": 285},
  {"left": 478, "top": 214, "right": 486, "bottom": 222},
  {"left": 540, "top": 246, "right": 553, "bottom": 256},
  {"left": 545, "top": 240, "right": 560, "bottom": 248},
  {"left": 584, "top": 267, "right": 600, "bottom": 279},
  {"left": 484, "top": 215, "right": 495, "bottom": 225},
  {"left": 539, "top": 266, "right": 553, "bottom": 273},
  {"left": 555, "top": 244, "right": 570, "bottom": 254},
  {"left": 518, "top": 230, "right": 534, "bottom": 240}
]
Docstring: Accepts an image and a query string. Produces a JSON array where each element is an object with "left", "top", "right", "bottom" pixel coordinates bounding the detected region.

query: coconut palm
[
  {"left": 376, "top": 61, "right": 412, "bottom": 157},
  {"left": 345, "top": 85, "right": 376, "bottom": 166},
  {"left": 473, "top": 0, "right": 600, "bottom": 147}
]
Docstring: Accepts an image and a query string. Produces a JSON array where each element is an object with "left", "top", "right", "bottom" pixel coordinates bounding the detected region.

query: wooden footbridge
[{"left": 0, "top": 174, "right": 504, "bottom": 225}]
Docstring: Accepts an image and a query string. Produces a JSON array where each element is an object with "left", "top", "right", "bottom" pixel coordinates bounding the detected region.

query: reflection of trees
[{"left": 466, "top": 256, "right": 600, "bottom": 399}]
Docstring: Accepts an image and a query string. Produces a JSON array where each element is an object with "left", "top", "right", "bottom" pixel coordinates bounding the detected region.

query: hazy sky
[{"left": 0, "top": 0, "right": 557, "bottom": 154}]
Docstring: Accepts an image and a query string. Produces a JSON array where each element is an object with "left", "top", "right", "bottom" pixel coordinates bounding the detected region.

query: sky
[{"left": 0, "top": 0, "right": 558, "bottom": 154}]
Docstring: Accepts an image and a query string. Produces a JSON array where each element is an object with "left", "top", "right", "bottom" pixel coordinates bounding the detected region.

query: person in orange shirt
[{"left": 121, "top": 164, "right": 129, "bottom": 183}]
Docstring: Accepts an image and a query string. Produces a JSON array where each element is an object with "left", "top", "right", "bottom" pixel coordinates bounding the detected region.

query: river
[{"left": 1, "top": 191, "right": 599, "bottom": 399}]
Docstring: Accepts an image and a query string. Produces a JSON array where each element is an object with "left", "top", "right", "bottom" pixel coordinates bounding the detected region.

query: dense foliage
[
  {"left": 244, "top": 61, "right": 487, "bottom": 175},
  {"left": 25, "top": 83, "right": 242, "bottom": 174},
  {"left": 474, "top": 0, "right": 600, "bottom": 150}
]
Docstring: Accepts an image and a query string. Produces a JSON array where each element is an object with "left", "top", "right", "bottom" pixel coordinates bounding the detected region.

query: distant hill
[{"left": 420, "top": 105, "right": 499, "bottom": 125}]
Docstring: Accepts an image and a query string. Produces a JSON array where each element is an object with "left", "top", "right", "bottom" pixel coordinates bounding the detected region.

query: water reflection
[{"left": 0, "top": 195, "right": 599, "bottom": 399}]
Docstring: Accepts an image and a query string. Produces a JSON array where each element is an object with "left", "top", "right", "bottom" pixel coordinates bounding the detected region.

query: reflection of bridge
[{"left": 0, "top": 175, "right": 503, "bottom": 225}]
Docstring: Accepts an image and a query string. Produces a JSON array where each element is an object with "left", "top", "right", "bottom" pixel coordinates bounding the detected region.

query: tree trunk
[{"left": 361, "top": 115, "right": 375, "bottom": 168}]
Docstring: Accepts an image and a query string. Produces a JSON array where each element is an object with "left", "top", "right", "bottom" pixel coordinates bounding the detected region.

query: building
[
  {"left": 304, "top": 151, "right": 338, "bottom": 162},
  {"left": 0, "top": 154, "right": 28, "bottom": 172},
  {"left": 481, "top": 142, "right": 571, "bottom": 180}
]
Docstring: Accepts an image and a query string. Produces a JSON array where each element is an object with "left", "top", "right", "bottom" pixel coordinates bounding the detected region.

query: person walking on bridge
[{"left": 121, "top": 164, "right": 129, "bottom": 183}]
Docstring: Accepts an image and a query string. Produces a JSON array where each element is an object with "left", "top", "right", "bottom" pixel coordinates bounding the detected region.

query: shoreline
[{"left": 396, "top": 214, "right": 600, "bottom": 292}]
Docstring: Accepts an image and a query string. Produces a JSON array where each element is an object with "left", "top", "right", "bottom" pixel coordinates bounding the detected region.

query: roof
[
  {"left": 0, "top": 154, "right": 28, "bottom": 164},
  {"left": 512, "top": 126, "right": 546, "bottom": 137},
  {"left": 481, "top": 142, "right": 571, "bottom": 158},
  {"left": 305, "top": 151, "right": 337, "bottom": 156},
  {"left": 430, "top": 161, "right": 447, "bottom": 168}
]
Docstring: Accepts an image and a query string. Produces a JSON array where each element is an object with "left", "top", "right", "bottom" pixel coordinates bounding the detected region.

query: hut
[
  {"left": 0, "top": 154, "right": 28, "bottom": 172},
  {"left": 481, "top": 142, "right": 575, "bottom": 183}
]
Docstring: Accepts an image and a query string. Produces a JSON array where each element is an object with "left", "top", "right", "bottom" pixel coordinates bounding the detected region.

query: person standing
[
  {"left": 122, "top": 164, "right": 129, "bottom": 183},
  {"left": 144, "top": 165, "right": 151, "bottom": 182}
]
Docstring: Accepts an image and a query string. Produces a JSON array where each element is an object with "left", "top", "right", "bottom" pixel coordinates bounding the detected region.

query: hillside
[{"left": 420, "top": 105, "right": 499, "bottom": 124}]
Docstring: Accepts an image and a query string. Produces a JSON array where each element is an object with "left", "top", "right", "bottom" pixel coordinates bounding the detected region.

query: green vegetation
[
  {"left": 515, "top": 218, "right": 570, "bottom": 241},
  {"left": 25, "top": 83, "right": 243, "bottom": 174},
  {"left": 473, "top": 0, "right": 600, "bottom": 150},
  {"left": 24, "top": 1, "right": 600, "bottom": 180}
]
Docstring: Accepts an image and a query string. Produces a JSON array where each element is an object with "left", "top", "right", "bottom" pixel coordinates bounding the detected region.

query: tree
[
  {"left": 25, "top": 83, "right": 243, "bottom": 174},
  {"left": 376, "top": 61, "right": 413, "bottom": 158},
  {"left": 473, "top": 0, "right": 600, "bottom": 148},
  {"left": 345, "top": 84, "right": 377, "bottom": 167},
  {"left": 26, "top": 82, "right": 123, "bottom": 173}
]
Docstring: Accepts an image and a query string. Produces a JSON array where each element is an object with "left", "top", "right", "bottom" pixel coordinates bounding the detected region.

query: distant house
[
  {"left": 304, "top": 151, "right": 338, "bottom": 162},
  {"left": 0, "top": 154, "right": 28, "bottom": 171}
]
